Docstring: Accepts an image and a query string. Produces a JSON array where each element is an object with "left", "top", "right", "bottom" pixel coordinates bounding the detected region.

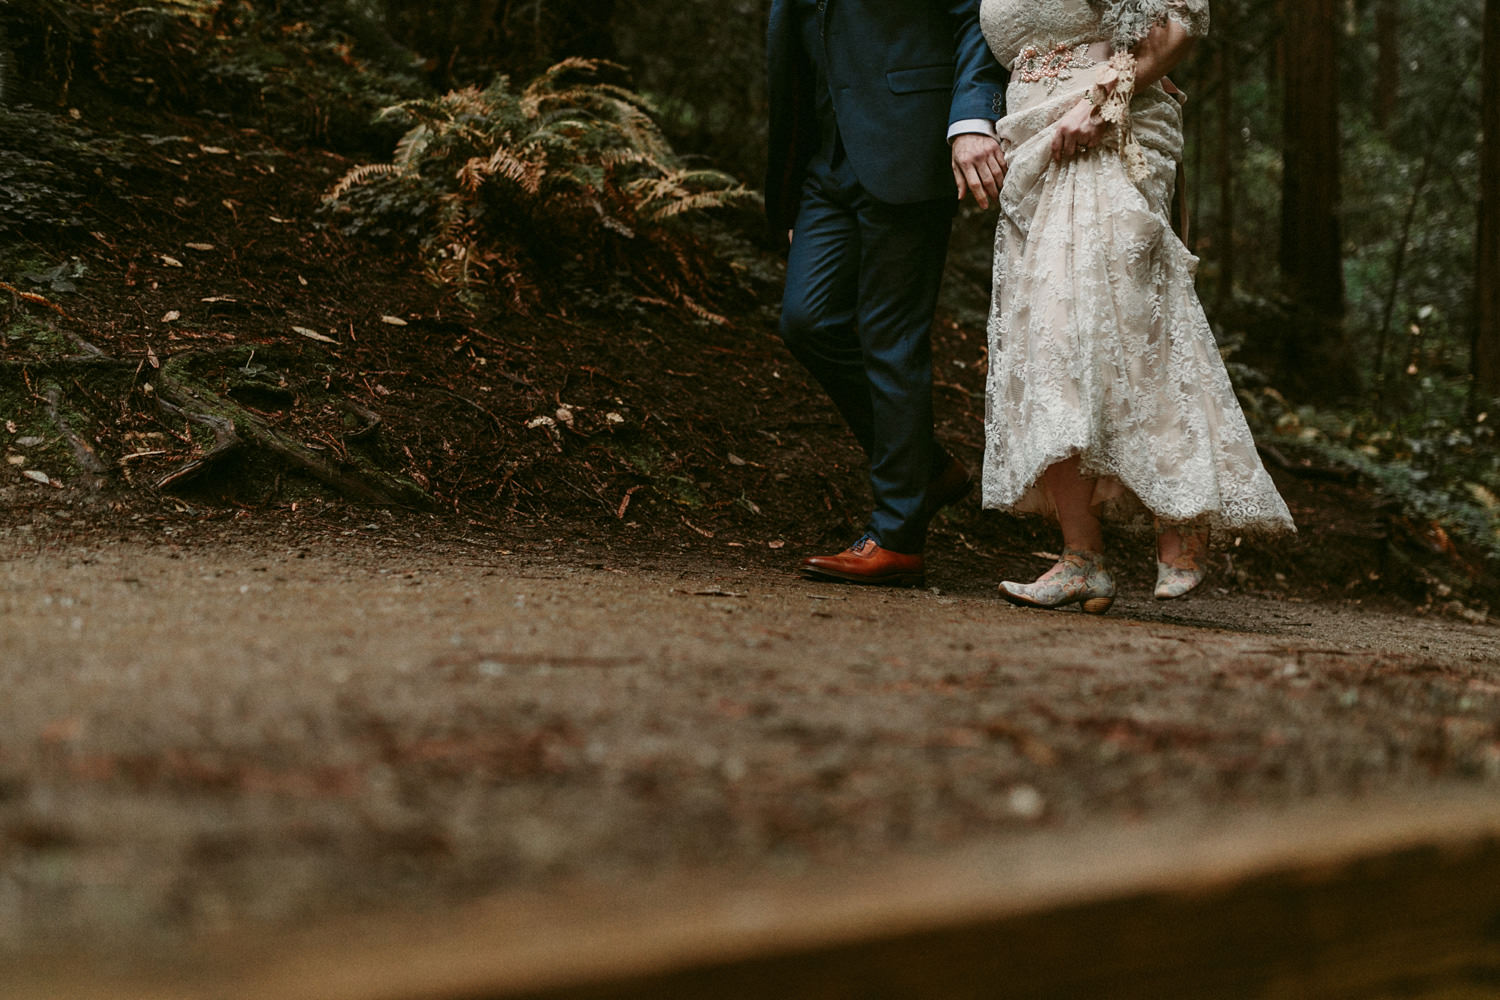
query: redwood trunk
[
  {"left": 1280, "top": 0, "right": 1345, "bottom": 319},
  {"left": 1214, "top": 1, "right": 1237, "bottom": 310},
  {"left": 1374, "top": 0, "right": 1400, "bottom": 132},
  {"left": 1478, "top": 0, "right": 1500, "bottom": 400}
]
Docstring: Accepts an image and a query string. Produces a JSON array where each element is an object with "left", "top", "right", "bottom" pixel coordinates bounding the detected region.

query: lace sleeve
[{"left": 1099, "top": 0, "right": 1210, "bottom": 52}]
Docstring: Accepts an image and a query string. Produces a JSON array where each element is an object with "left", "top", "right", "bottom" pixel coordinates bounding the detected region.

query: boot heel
[{"left": 1081, "top": 595, "right": 1115, "bottom": 615}]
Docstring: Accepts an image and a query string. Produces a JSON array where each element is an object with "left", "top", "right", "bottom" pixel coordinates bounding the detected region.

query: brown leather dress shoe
[
  {"left": 928, "top": 456, "right": 974, "bottom": 514},
  {"left": 798, "top": 535, "right": 926, "bottom": 588}
]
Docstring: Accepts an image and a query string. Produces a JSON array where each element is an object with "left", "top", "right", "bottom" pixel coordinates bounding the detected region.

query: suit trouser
[{"left": 779, "top": 171, "right": 953, "bottom": 555}]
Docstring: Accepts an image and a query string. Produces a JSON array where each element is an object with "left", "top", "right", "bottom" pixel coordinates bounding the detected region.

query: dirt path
[{"left": 2, "top": 518, "right": 1498, "bottom": 968}]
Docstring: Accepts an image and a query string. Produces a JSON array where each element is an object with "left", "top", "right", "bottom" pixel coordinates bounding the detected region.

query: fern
[
  {"left": 646, "top": 187, "right": 755, "bottom": 222},
  {"left": 326, "top": 57, "right": 757, "bottom": 317},
  {"left": 327, "top": 162, "right": 404, "bottom": 202},
  {"left": 391, "top": 124, "right": 434, "bottom": 171}
]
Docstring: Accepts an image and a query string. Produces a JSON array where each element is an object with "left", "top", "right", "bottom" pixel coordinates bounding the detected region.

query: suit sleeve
[{"left": 946, "top": 0, "right": 1009, "bottom": 126}]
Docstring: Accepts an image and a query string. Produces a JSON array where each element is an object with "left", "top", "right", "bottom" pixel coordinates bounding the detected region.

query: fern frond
[
  {"left": 524, "top": 57, "right": 623, "bottom": 97},
  {"left": 326, "top": 162, "right": 404, "bottom": 202},
  {"left": 583, "top": 198, "right": 637, "bottom": 238},
  {"left": 532, "top": 90, "right": 664, "bottom": 141},
  {"left": 600, "top": 148, "right": 665, "bottom": 171},
  {"left": 456, "top": 146, "right": 543, "bottom": 194},
  {"left": 646, "top": 187, "right": 756, "bottom": 221},
  {"left": 532, "top": 83, "right": 657, "bottom": 117},
  {"left": 392, "top": 124, "right": 433, "bottom": 170},
  {"left": 433, "top": 192, "right": 471, "bottom": 244},
  {"left": 440, "top": 86, "right": 492, "bottom": 118},
  {"left": 664, "top": 168, "right": 746, "bottom": 188},
  {"left": 625, "top": 175, "right": 689, "bottom": 204}
]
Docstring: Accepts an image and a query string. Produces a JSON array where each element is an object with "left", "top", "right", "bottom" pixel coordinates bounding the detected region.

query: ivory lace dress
[{"left": 978, "top": 0, "right": 1294, "bottom": 535}]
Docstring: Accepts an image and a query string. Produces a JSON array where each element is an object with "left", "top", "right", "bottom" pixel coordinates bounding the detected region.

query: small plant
[{"left": 326, "top": 58, "right": 757, "bottom": 318}]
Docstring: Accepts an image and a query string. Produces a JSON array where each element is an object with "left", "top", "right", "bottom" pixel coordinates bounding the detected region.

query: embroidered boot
[
  {"left": 1155, "top": 529, "right": 1208, "bottom": 600},
  {"left": 999, "top": 548, "right": 1115, "bottom": 614}
]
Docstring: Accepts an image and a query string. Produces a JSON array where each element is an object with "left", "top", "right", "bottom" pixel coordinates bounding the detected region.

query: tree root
[
  {"left": 152, "top": 401, "right": 242, "bottom": 493},
  {"left": 4, "top": 345, "right": 434, "bottom": 508},
  {"left": 153, "top": 354, "right": 434, "bottom": 509},
  {"left": 44, "top": 386, "right": 109, "bottom": 490}
]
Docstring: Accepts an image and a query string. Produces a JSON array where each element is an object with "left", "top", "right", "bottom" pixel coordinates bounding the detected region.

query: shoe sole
[{"left": 799, "top": 567, "right": 927, "bottom": 588}]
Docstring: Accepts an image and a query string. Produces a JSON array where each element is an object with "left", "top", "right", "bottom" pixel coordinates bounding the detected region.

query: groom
[{"left": 766, "top": 0, "right": 1009, "bottom": 587}]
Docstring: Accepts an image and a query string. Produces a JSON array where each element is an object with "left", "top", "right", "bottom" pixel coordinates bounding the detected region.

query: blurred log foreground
[{"left": 15, "top": 792, "right": 1500, "bottom": 1000}]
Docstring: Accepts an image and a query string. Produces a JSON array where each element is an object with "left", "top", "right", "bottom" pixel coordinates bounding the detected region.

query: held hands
[
  {"left": 1051, "top": 98, "right": 1107, "bottom": 163},
  {"left": 951, "top": 133, "right": 1006, "bottom": 209}
]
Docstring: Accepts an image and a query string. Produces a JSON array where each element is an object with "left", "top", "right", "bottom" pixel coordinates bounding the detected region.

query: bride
[{"left": 978, "top": 0, "right": 1294, "bottom": 614}]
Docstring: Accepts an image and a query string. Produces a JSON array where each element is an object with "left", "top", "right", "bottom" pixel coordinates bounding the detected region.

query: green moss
[
  {"left": 1, "top": 315, "right": 72, "bottom": 358},
  {"left": 619, "top": 441, "right": 702, "bottom": 507}
]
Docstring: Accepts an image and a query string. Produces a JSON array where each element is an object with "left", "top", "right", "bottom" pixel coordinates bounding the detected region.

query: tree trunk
[
  {"left": 1374, "top": 0, "right": 1400, "bottom": 131},
  {"left": 555, "top": 0, "right": 616, "bottom": 61},
  {"left": 1279, "top": 0, "right": 1357, "bottom": 396},
  {"left": 1281, "top": 0, "right": 1345, "bottom": 318},
  {"left": 1214, "top": 1, "right": 1237, "bottom": 312},
  {"left": 1477, "top": 0, "right": 1500, "bottom": 402},
  {"left": 1269, "top": 0, "right": 1285, "bottom": 93}
]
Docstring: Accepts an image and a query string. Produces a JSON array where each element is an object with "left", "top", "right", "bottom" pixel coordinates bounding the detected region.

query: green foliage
[
  {"left": 1238, "top": 379, "right": 1500, "bottom": 564},
  {"left": 1166, "top": 0, "right": 1494, "bottom": 565},
  {"left": 1340, "top": 0, "right": 1483, "bottom": 413},
  {"left": 326, "top": 58, "right": 758, "bottom": 316},
  {"left": 0, "top": 0, "right": 428, "bottom": 153},
  {"left": 187, "top": 1, "right": 428, "bottom": 152}
]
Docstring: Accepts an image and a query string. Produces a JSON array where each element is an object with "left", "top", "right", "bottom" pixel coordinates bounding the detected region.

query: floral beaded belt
[{"left": 1012, "top": 41, "right": 1106, "bottom": 89}]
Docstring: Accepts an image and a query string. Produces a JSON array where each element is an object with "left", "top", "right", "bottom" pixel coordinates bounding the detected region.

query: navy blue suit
[{"left": 766, "top": 0, "right": 1007, "bottom": 554}]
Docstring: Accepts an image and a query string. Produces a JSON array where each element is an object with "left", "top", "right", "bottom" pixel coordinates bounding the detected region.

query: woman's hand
[{"left": 1051, "top": 98, "right": 1105, "bottom": 163}]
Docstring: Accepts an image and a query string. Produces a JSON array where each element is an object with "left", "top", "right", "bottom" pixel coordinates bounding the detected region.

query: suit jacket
[{"left": 764, "top": 0, "right": 1009, "bottom": 231}]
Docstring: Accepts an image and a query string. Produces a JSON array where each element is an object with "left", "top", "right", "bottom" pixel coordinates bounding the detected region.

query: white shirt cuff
[{"left": 947, "top": 119, "right": 995, "bottom": 142}]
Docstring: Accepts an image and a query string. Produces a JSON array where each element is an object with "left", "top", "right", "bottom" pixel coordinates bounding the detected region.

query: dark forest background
[{"left": 1, "top": 0, "right": 1497, "bottom": 594}]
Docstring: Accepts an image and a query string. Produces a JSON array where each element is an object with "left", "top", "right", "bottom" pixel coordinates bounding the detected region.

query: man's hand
[{"left": 952, "top": 133, "right": 1006, "bottom": 209}]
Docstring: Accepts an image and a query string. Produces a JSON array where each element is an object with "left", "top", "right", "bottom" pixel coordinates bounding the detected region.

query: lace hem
[{"left": 981, "top": 442, "right": 1297, "bottom": 538}]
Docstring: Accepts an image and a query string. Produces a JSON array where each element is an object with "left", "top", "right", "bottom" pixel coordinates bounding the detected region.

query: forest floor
[
  {"left": 2, "top": 512, "right": 1499, "bottom": 979},
  {"left": 3, "top": 64, "right": 1500, "bottom": 988}
]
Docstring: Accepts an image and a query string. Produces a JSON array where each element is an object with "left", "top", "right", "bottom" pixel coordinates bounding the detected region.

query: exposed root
[
  {"left": 152, "top": 400, "right": 243, "bottom": 493},
  {"left": 153, "top": 353, "right": 434, "bottom": 509},
  {"left": 44, "top": 386, "right": 109, "bottom": 489},
  {"left": 341, "top": 401, "right": 383, "bottom": 442}
]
